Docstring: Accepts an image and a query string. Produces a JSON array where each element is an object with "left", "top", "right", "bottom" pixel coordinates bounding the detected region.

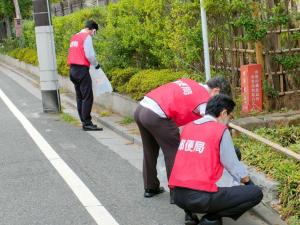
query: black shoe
[
  {"left": 198, "top": 217, "right": 222, "bottom": 225},
  {"left": 82, "top": 124, "right": 103, "bottom": 131},
  {"left": 144, "top": 187, "right": 165, "bottom": 198},
  {"left": 185, "top": 212, "right": 200, "bottom": 225}
]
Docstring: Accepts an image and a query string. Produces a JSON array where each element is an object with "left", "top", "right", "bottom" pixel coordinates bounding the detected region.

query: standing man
[
  {"left": 134, "top": 76, "right": 231, "bottom": 199},
  {"left": 169, "top": 94, "right": 263, "bottom": 225},
  {"left": 67, "top": 20, "right": 102, "bottom": 131}
]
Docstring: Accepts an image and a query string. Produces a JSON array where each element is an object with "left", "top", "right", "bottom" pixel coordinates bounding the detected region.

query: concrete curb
[
  {"left": 0, "top": 55, "right": 288, "bottom": 225},
  {"left": 252, "top": 202, "right": 286, "bottom": 225}
]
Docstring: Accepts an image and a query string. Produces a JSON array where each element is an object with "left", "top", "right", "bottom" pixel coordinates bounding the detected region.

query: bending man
[{"left": 134, "top": 76, "right": 230, "bottom": 199}]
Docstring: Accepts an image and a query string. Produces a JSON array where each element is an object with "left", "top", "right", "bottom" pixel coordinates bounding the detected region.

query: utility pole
[
  {"left": 32, "top": 0, "right": 61, "bottom": 113},
  {"left": 200, "top": 0, "right": 211, "bottom": 81}
]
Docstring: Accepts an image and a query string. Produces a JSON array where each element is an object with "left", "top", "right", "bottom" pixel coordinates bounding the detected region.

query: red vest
[
  {"left": 168, "top": 121, "right": 227, "bottom": 192},
  {"left": 146, "top": 79, "right": 210, "bottom": 126},
  {"left": 67, "top": 32, "right": 90, "bottom": 67}
]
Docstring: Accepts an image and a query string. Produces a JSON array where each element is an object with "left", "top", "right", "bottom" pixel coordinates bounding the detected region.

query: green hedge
[
  {"left": 125, "top": 69, "right": 204, "bottom": 100},
  {"left": 98, "top": 0, "right": 202, "bottom": 71},
  {"left": 19, "top": 1, "right": 203, "bottom": 73},
  {"left": 8, "top": 48, "right": 38, "bottom": 65},
  {"left": 234, "top": 126, "right": 300, "bottom": 224},
  {"left": 109, "top": 67, "right": 139, "bottom": 93}
]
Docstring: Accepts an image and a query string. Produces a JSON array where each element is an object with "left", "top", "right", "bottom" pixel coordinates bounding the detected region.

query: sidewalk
[{"left": 0, "top": 60, "right": 288, "bottom": 225}]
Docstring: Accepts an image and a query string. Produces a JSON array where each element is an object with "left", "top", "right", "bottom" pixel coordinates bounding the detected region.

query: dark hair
[
  {"left": 206, "top": 76, "right": 231, "bottom": 96},
  {"left": 85, "top": 20, "right": 99, "bottom": 31},
  {"left": 205, "top": 94, "right": 236, "bottom": 117}
]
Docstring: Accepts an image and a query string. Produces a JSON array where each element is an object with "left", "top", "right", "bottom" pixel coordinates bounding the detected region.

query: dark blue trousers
[
  {"left": 173, "top": 185, "right": 263, "bottom": 221},
  {"left": 70, "top": 65, "right": 93, "bottom": 125}
]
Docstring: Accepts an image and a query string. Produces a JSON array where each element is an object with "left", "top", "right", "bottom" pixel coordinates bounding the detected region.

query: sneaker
[{"left": 82, "top": 124, "right": 103, "bottom": 131}]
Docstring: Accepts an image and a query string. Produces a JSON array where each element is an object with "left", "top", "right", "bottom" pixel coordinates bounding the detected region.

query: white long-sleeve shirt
[
  {"left": 80, "top": 30, "right": 98, "bottom": 67},
  {"left": 194, "top": 115, "right": 249, "bottom": 187}
]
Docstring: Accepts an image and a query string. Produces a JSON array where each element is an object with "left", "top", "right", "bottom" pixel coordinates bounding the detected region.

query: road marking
[{"left": 0, "top": 88, "right": 119, "bottom": 225}]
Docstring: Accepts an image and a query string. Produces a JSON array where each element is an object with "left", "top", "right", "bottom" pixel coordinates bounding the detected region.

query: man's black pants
[
  {"left": 70, "top": 65, "right": 93, "bottom": 125},
  {"left": 173, "top": 185, "right": 263, "bottom": 220}
]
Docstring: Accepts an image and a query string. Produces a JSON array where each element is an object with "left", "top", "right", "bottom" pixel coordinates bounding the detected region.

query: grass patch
[
  {"left": 234, "top": 125, "right": 300, "bottom": 222},
  {"left": 287, "top": 215, "right": 300, "bottom": 225},
  {"left": 99, "top": 110, "right": 112, "bottom": 117},
  {"left": 289, "top": 143, "right": 300, "bottom": 154},
  {"left": 59, "top": 112, "right": 80, "bottom": 126},
  {"left": 119, "top": 116, "right": 134, "bottom": 125}
]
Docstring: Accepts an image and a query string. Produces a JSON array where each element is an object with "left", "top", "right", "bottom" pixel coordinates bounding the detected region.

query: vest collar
[{"left": 194, "top": 115, "right": 217, "bottom": 124}]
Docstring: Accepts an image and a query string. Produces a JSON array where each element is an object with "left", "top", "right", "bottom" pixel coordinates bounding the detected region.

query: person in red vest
[
  {"left": 134, "top": 76, "right": 230, "bottom": 196},
  {"left": 67, "top": 20, "right": 102, "bottom": 131},
  {"left": 169, "top": 94, "right": 263, "bottom": 225}
]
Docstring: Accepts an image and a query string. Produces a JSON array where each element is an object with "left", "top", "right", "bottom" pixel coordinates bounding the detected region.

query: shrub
[
  {"left": 56, "top": 54, "right": 69, "bottom": 76},
  {"left": 8, "top": 48, "right": 38, "bottom": 65},
  {"left": 0, "top": 38, "right": 19, "bottom": 53},
  {"left": 23, "top": 20, "right": 36, "bottom": 49},
  {"left": 98, "top": 0, "right": 203, "bottom": 72},
  {"left": 234, "top": 126, "right": 300, "bottom": 221},
  {"left": 125, "top": 69, "right": 203, "bottom": 100},
  {"left": 108, "top": 67, "right": 139, "bottom": 93},
  {"left": 17, "top": 2, "right": 204, "bottom": 74},
  {"left": 255, "top": 126, "right": 300, "bottom": 148}
]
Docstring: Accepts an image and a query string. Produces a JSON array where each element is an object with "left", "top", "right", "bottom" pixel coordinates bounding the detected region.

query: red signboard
[
  {"left": 14, "top": 18, "right": 22, "bottom": 37},
  {"left": 240, "top": 64, "right": 263, "bottom": 113}
]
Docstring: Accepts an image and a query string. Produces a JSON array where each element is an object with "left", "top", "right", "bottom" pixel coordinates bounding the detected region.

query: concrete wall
[
  {"left": 0, "top": 54, "right": 138, "bottom": 117},
  {"left": 278, "top": 91, "right": 300, "bottom": 110}
]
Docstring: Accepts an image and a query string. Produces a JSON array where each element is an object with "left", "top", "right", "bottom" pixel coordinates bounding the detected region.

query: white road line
[{"left": 0, "top": 88, "right": 119, "bottom": 225}]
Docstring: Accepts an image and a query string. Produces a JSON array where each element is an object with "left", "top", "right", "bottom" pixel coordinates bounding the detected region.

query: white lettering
[
  {"left": 178, "top": 139, "right": 206, "bottom": 154},
  {"left": 194, "top": 141, "right": 205, "bottom": 154},
  {"left": 179, "top": 139, "right": 186, "bottom": 151},
  {"left": 70, "top": 41, "right": 79, "bottom": 48},
  {"left": 185, "top": 140, "right": 195, "bottom": 152},
  {"left": 173, "top": 80, "right": 193, "bottom": 95}
]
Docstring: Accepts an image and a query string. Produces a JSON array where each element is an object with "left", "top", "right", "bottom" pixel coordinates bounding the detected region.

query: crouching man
[{"left": 169, "top": 94, "right": 263, "bottom": 225}]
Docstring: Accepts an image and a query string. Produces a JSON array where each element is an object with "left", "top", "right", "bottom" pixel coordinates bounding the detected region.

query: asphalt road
[{"left": 0, "top": 65, "right": 269, "bottom": 225}]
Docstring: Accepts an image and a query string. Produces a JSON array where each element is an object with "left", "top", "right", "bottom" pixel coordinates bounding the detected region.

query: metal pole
[
  {"left": 200, "top": 0, "right": 211, "bottom": 81},
  {"left": 32, "top": 0, "right": 61, "bottom": 113}
]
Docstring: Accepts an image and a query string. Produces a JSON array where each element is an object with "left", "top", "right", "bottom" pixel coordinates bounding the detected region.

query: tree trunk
[{"left": 13, "top": 0, "right": 22, "bottom": 19}]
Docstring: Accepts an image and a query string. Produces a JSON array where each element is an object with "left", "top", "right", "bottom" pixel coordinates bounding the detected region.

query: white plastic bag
[{"left": 89, "top": 66, "right": 113, "bottom": 96}]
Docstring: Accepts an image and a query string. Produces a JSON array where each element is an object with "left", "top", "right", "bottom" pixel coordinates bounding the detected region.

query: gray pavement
[{"left": 0, "top": 64, "right": 273, "bottom": 225}]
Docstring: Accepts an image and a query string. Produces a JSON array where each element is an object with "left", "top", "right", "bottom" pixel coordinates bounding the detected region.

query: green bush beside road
[
  {"left": 8, "top": 48, "right": 38, "bottom": 65},
  {"left": 234, "top": 126, "right": 300, "bottom": 224}
]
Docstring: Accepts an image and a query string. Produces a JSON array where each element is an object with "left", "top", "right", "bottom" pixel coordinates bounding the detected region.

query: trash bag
[{"left": 89, "top": 66, "right": 113, "bottom": 96}]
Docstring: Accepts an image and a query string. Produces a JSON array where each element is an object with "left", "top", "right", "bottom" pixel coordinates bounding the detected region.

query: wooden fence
[
  {"left": 210, "top": 27, "right": 300, "bottom": 97},
  {"left": 51, "top": 0, "right": 114, "bottom": 16}
]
